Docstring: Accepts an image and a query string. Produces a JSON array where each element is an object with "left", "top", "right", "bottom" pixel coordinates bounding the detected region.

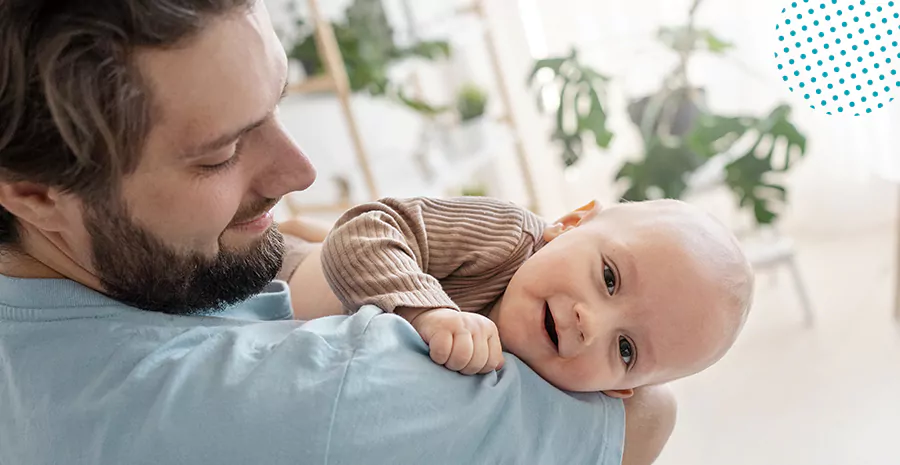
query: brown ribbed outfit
[{"left": 321, "top": 197, "right": 549, "bottom": 316}]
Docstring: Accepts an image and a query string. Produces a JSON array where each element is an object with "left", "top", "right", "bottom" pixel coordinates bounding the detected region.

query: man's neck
[
  {"left": 0, "top": 227, "right": 103, "bottom": 292},
  {"left": 0, "top": 247, "right": 65, "bottom": 279}
]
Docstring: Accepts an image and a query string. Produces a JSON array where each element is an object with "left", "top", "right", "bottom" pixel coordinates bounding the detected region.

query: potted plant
[
  {"left": 284, "top": 0, "right": 450, "bottom": 116},
  {"left": 528, "top": 0, "right": 809, "bottom": 226},
  {"left": 450, "top": 83, "right": 490, "bottom": 156}
]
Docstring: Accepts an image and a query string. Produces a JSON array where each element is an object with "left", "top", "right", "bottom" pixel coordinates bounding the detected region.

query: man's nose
[{"left": 253, "top": 118, "right": 317, "bottom": 199}]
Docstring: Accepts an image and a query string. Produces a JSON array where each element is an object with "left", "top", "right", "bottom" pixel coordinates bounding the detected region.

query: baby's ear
[
  {"left": 542, "top": 200, "right": 602, "bottom": 242},
  {"left": 602, "top": 389, "right": 634, "bottom": 399}
]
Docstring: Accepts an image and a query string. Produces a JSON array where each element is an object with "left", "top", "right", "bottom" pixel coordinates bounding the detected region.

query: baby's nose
[{"left": 574, "top": 306, "right": 597, "bottom": 347}]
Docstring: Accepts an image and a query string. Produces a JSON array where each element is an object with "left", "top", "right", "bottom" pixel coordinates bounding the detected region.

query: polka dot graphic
[{"left": 775, "top": 0, "right": 900, "bottom": 115}]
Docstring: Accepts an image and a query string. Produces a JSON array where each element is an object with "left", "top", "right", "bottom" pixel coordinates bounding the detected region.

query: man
[{"left": 0, "top": 0, "right": 675, "bottom": 464}]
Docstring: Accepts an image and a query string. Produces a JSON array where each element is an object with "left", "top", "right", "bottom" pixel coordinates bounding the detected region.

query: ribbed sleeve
[{"left": 320, "top": 197, "right": 547, "bottom": 314}]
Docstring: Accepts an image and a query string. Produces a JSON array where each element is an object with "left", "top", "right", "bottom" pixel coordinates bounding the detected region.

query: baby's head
[{"left": 489, "top": 199, "right": 753, "bottom": 397}]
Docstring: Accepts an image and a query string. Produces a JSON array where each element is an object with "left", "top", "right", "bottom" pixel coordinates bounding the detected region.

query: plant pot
[{"left": 627, "top": 87, "right": 707, "bottom": 137}]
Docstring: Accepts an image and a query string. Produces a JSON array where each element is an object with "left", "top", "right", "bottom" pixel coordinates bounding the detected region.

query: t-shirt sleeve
[{"left": 320, "top": 197, "right": 546, "bottom": 314}]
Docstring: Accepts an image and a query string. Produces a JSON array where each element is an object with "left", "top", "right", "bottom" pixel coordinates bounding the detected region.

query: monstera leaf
[
  {"left": 616, "top": 138, "right": 705, "bottom": 201},
  {"left": 529, "top": 49, "right": 614, "bottom": 167},
  {"left": 617, "top": 89, "right": 807, "bottom": 224},
  {"left": 684, "top": 104, "right": 807, "bottom": 224},
  {"left": 526, "top": 15, "right": 809, "bottom": 226},
  {"left": 722, "top": 105, "right": 806, "bottom": 223}
]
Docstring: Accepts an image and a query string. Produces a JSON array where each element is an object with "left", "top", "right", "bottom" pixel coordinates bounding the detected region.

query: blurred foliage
[
  {"left": 285, "top": 0, "right": 450, "bottom": 115},
  {"left": 528, "top": 3, "right": 808, "bottom": 225},
  {"left": 461, "top": 184, "right": 489, "bottom": 197},
  {"left": 528, "top": 49, "right": 613, "bottom": 168},
  {"left": 456, "top": 83, "right": 489, "bottom": 122}
]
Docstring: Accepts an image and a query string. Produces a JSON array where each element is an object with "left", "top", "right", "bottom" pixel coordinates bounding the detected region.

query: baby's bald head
[{"left": 590, "top": 199, "right": 754, "bottom": 371}]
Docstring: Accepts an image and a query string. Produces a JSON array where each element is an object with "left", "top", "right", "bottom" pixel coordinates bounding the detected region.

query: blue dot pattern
[{"left": 776, "top": 0, "right": 900, "bottom": 115}]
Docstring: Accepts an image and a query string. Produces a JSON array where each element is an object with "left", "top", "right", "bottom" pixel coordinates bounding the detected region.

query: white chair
[{"left": 736, "top": 226, "right": 815, "bottom": 327}]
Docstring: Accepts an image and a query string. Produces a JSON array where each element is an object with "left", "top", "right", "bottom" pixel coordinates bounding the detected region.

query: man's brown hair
[{"left": 0, "top": 0, "right": 254, "bottom": 244}]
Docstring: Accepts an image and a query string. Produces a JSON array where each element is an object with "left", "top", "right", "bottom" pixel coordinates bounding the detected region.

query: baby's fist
[{"left": 410, "top": 308, "right": 504, "bottom": 375}]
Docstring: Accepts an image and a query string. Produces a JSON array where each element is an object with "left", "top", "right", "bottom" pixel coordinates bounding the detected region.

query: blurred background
[{"left": 266, "top": 0, "right": 900, "bottom": 463}]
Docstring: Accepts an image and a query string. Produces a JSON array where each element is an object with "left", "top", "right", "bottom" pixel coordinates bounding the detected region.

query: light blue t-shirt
[{"left": 0, "top": 275, "right": 625, "bottom": 465}]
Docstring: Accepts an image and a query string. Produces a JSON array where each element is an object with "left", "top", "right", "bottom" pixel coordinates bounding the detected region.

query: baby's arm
[
  {"left": 321, "top": 196, "right": 544, "bottom": 374},
  {"left": 287, "top": 243, "right": 347, "bottom": 321}
]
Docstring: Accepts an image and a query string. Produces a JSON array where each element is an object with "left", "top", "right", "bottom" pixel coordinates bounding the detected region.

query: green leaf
[
  {"left": 616, "top": 139, "right": 698, "bottom": 201},
  {"left": 396, "top": 93, "right": 449, "bottom": 116},
  {"left": 555, "top": 79, "right": 573, "bottom": 135},
  {"left": 528, "top": 57, "right": 568, "bottom": 84},
  {"left": 553, "top": 130, "right": 584, "bottom": 167},
  {"left": 685, "top": 114, "right": 754, "bottom": 159},
  {"left": 723, "top": 148, "right": 777, "bottom": 224},
  {"left": 753, "top": 199, "right": 777, "bottom": 225},
  {"left": 580, "top": 68, "right": 611, "bottom": 83},
  {"left": 528, "top": 49, "right": 613, "bottom": 168},
  {"left": 699, "top": 30, "right": 734, "bottom": 54},
  {"left": 579, "top": 88, "right": 614, "bottom": 148},
  {"left": 395, "top": 40, "right": 452, "bottom": 60},
  {"left": 758, "top": 104, "right": 807, "bottom": 170},
  {"left": 656, "top": 26, "right": 683, "bottom": 51}
]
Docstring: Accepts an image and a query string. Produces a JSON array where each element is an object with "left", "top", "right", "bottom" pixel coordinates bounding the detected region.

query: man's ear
[
  {"left": 603, "top": 389, "right": 634, "bottom": 399},
  {"left": 543, "top": 200, "right": 602, "bottom": 242},
  {"left": 0, "top": 181, "right": 67, "bottom": 232}
]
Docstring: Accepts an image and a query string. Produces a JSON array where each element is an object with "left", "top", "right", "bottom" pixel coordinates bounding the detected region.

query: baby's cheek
[{"left": 545, "top": 359, "right": 612, "bottom": 393}]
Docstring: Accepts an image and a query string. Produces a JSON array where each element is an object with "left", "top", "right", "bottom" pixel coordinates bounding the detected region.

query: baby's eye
[
  {"left": 618, "top": 336, "right": 634, "bottom": 368},
  {"left": 603, "top": 264, "right": 616, "bottom": 295}
]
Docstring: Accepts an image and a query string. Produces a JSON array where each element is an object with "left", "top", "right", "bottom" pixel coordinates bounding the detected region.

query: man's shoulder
[{"left": 0, "top": 303, "right": 625, "bottom": 465}]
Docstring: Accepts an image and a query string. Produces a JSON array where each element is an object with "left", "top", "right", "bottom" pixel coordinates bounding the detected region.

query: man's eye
[
  {"left": 199, "top": 141, "right": 244, "bottom": 173},
  {"left": 199, "top": 157, "right": 237, "bottom": 172},
  {"left": 603, "top": 264, "right": 616, "bottom": 295},
  {"left": 619, "top": 336, "right": 634, "bottom": 368}
]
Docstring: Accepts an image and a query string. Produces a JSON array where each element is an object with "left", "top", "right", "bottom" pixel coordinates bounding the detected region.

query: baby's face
[{"left": 488, "top": 200, "right": 750, "bottom": 396}]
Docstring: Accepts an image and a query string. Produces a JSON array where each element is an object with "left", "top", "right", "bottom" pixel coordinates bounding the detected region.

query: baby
[{"left": 308, "top": 196, "right": 753, "bottom": 398}]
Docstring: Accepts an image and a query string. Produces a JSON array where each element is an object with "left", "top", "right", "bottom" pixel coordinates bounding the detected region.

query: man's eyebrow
[{"left": 183, "top": 80, "right": 289, "bottom": 159}]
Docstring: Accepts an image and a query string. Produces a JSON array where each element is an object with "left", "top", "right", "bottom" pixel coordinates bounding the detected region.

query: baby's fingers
[
  {"left": 480, "top": 334, "right": 505, "bottom": 374},
  {"left": 444, "top": 333, "right": 474, "bottom": 372},
  {"left": 429, "top": 331, "right": 454, "bottom": 366},
  {"left": 460, "top": 334, "right": 490, "bottom": 375}
]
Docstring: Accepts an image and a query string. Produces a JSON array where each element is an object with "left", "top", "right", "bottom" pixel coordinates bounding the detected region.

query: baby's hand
[{"left": 406, "top": 308, "right": 504, "bottom": 375}]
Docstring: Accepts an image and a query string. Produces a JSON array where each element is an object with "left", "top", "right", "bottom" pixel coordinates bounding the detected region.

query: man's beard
[{"left": 83, "top": 199, "right": 285, "bottom": 315}]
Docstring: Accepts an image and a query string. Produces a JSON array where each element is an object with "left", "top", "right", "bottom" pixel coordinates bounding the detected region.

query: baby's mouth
[{"left": 543, "top": 302, "right": 559, "bottom": 351}]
